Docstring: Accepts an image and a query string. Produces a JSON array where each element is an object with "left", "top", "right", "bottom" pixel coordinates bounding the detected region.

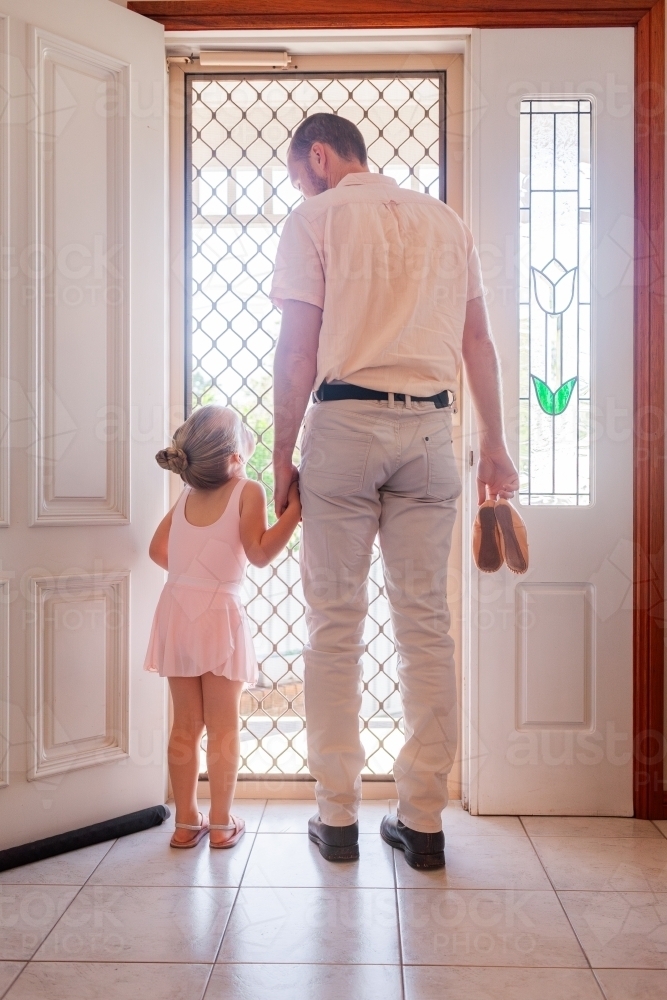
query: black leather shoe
[
  {"left": 380, "top": 814, "right": 445, "bottom": 869},
  {"left": 308, "top": 815, "right": 359, "bottom": 862}
]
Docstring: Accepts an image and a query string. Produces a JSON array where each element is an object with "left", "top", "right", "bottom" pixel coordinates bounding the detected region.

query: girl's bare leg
[
  {"left": 201, "top": 672, "right": 244, "bottom": 846},
  {"left": 168, "top": 676, "right": 205, "bottom": 844}
]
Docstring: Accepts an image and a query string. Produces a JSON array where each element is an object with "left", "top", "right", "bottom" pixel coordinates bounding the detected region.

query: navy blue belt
[{"left": 313, "top": 382, "right": 453, "bottom": 408}]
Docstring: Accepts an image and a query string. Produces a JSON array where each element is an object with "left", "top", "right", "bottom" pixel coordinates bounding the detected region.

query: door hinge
[{"left": 469, "top": 449, "right": 474, "bottom": 467}]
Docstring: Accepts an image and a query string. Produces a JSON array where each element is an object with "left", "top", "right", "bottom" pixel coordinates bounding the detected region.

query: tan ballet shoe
[
  {"left": 472, "top": 499, "right": 504, "bottom": 573},
  {"left": 495, "top": 498, "right": 529, "bottom": 574}
]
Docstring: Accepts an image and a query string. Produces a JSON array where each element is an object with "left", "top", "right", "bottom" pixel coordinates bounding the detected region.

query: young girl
[{"left": 145, "top": 405, "right": 301, "bottom": 849}]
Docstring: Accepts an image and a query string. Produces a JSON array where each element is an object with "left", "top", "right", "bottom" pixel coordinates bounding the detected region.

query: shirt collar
[{"left": 336, "top": 172, "right": 399, "bottom": 188}]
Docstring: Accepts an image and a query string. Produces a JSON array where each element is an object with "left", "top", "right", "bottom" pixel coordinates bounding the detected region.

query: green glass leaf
[
  {"left": 531, "top": 374, "right": 577, "bottom": 416},
  {"left": 531, "top": 374, "right": 555, "bottom": 415},
  {"left": 553, "top": 376, "right": 577, "bottom": 415}
]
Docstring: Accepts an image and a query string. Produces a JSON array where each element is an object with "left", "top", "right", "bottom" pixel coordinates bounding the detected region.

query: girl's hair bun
[
  {"left": 155, "top": 445, "right": 189, "bottom": 475},
  {"left": 156, "top": 405, "right": 256, "bottom": 490}
]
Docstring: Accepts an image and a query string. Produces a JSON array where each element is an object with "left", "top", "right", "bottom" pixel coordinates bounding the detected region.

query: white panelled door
[
  {"left": 0, "top": 0, "right": 167, "bottom": 848},
  {"left": 469, "top": 28, "right": 634, "bottom": 814}
]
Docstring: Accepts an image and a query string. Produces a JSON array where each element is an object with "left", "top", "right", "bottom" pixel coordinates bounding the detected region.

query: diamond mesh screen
[{"left": 186, "top": 72, "right": 445, "bottom": 776}]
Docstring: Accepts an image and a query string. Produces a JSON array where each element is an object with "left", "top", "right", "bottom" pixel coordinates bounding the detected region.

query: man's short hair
[{"left": 290, "top": 113, "right": 368, "bottom": 166}]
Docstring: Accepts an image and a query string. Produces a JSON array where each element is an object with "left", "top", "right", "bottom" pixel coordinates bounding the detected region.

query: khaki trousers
[{"left": 299, "top": 397, "right": 461, "bottom": 834}]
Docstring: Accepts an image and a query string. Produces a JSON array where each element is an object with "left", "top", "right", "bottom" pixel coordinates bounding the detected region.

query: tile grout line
[
  {"left": 16, "top": 834, "right": 120, "bottom": 967},
  {"left": 10, "top": 801, "right": 268, "bottom": 989},
  {"left": 650, "top": 819, "right": 667, "bottom": 841},
  {"left": 0, "top": 962, "right": 26, "bottom": 1000},
  {"left": 389, "top": 800, "right": 407, "bottom": 1000},
  {"left": 80, "top": 836, "right": 119, "bottom": 887},
  {"left": 518, "top": 817, "right": 607, "bottom": 998},
  {"left": 590, "top": 969, "right": 613, "bottom": 1000},
  {"left": 199, "top": 798, "right": 269, "bottom": 1000}
]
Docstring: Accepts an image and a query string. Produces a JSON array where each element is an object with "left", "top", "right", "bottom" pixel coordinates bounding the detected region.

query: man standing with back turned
[{"left": 271, "top": 113, "right": 518, "bottom": 870}]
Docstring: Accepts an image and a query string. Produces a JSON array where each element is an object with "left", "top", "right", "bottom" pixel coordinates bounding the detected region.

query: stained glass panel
[{"left": 519, "top": 99, "right": 592, "bottom": 506}]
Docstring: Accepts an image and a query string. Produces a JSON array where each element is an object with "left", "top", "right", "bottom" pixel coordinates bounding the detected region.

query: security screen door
[
  {"left": 471, "top": 28, "right": 634, "bottom": 815},
  {"left": 186, "top": 72, "right": 445, "bottom": 777}
]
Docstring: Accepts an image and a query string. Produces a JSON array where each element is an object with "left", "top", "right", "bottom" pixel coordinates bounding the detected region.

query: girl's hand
[
  {"left": 286, "top": 480, "right": 302, "bottom": 523},
  {"left": 273, "top": 458, "right": 299, "bottom": 516},
  {"left": 286, "top": 479, "right": 301, "bottom": 512}
]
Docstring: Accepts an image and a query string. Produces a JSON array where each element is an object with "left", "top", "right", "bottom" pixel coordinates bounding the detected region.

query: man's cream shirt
[{"left": 270, "top": 171, "right": 484, "bottom": 397}]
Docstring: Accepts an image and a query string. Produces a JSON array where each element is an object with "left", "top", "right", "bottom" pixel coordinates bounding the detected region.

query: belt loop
[
  {"left": 405, "top": 393, "right": 412, "bottom": 410},
  {"left": 388, "top": 391, "right": 395, "bottom": 409}
]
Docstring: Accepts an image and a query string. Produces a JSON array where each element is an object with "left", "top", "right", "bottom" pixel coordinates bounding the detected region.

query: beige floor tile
[
  {"left": 357, "top": 800, "right": 396, "bottom": 833},
  {"left": 217, "top": 887, "right": 400, "bottom": 965},
  {"left": 257, "top": 800, "right": 391, "bottom": 835},
  {"left": 0, "top": 887, "right": 79, "bottom": 961},
  {"left": 654, "top": 821, "right": 667, "bottom": 840},
  {"left": 0, "top": 963, "right": 25, "bottom": 996},
  {"left": 442, "top": 803, "right": 526, "bottom": 838},
  {"left": 223, "top": 799, "right": 267, "bottom": 834},
  {"left": 243, "top": 834, "right": 394, "bottom": 888},
  {"left": 394, "top": 835, "right": 551, "bottom": 891},
  {"left": 87, "top": 824, "right": 253, "bottom": 887},
  {"left": 522, "top": 817, "right": 662, "bottom": 839},
  {"left": 404, "top": 966, "right": 604, "bottom": 999},
  {"left": 205, "top": 963, "right": 403, "bottom": 999},
  {"left": 4, "top": 962, "right": 211, "bottom": 1000},
  {"left": 33, "top": 885, "right": 235, "bottom": 964},
  {"left": 398, "top": 888, "right": 587, "bottom": 967},
  {"left": 558, "top": 890, "right": 667, "bottom": 969},
  {"left": 531, "top": 837, "right": 667, "bottom": 891},
  {"left": 595, "top": 969, "right": 667, "bottom": 999},
  {"left": 0, "top": 843, "right": 115, "bottom": 886}
]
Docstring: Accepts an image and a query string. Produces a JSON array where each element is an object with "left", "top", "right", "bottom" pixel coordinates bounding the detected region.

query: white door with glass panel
[
  {"left": 469, "top": 28, "right": 634, "bottom": 814},
  {"left": 0, "top": 0, "right": 167, "bottom": 848}
]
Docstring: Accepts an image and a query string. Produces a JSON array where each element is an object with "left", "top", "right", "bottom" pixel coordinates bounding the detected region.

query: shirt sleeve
[
  {"left": 270, "top": 210, "right": 325, "bottom": 310},
  {"left": 465, "top": 226, "right": 484, "bottom": 301}
]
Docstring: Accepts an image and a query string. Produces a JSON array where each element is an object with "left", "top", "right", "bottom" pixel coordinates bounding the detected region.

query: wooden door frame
[{"left": 130, "top": 0, "right": 666, "bottom": 820}]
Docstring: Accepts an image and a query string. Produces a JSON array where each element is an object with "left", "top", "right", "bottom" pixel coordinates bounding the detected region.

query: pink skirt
[{"left": 144, "top": 577, "right": 258, "bottom": 682}]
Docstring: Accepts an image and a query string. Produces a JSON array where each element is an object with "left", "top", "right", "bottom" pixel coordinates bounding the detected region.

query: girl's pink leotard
[{"left": 144, "top": 477, "right": 258, "bottom": 681}]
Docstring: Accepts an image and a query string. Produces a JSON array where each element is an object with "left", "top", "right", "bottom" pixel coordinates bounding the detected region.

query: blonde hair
[{"left": 156, "top": 405, "right": 255, "bottom": 491}]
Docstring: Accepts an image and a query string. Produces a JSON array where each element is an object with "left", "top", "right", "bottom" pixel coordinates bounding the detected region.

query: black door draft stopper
[{"left": 0, "top": 804, "right": 171, "bottom": 872}]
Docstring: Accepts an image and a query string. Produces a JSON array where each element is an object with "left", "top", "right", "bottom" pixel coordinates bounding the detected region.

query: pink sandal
[
  {"left": 170, "top": 811, "right": 210, "bottom": 849},
  {"left": 209, "top": 816, "right": 245, "bottom": 849}
]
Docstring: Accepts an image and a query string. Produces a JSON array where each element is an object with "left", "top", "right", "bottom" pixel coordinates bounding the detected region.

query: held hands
[
  {"left": 273, "top": 458, "right": 300, "bottom": 517},
  {"left": 477, "top": 445, "right": 520, "bottom": 504},
  {"left": 286, "top": 479, "right": 302, "bottom": 521}
]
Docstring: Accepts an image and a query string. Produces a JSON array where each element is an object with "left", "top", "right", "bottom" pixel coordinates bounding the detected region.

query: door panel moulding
[
  {"left": 30, "top": 28, "right": 130, "bottom": 525},
  {"left": 515, "top": 584, "right": 594, "bottom": 732},
  {"left": 139, "top": 0, "right": 665, "bottom": 818},
  {"left": 28, "top": 572, "right": 130, "bottom": 781}
]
